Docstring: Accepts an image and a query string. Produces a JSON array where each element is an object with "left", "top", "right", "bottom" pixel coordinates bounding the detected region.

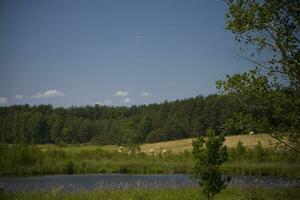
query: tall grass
[
  {"left": 1, "top": 187, "right": 300, "bottom": 200},
  {"left": 0, "top": 142, "right": 299, "bottom": 177}
]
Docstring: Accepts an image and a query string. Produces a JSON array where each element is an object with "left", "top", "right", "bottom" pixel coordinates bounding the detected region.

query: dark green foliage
[
  {"left": 192, "top": 129, "right": 228, "bottom": 200},
  {"left": 0, "top": 94, "right": 281, "bottom": 145},
  {"left": 219, "top": 0, "right": 300, "bottom": 152},
  {"left": 230, "top": 141, "right": 246, "bottom": 160},
  {"left": 0, "top": 143, "right": 44, "bottom": 175},
  {"left": 236, "top": 141, "right": 246, "bottom": 156},
  {"left": 64, "top": 160, "right": 75, "bottom": 174},
  {"left": 138, "top": 115, "right": 152, "bottom": 143},
  {"left": 121, "top": 128, "right": 140, "bottom": 153},
  {"left": 253, "top": 142, "right": 267, "bottom": 163},
  {"left": 50, "top": 117, "right": 64, "bottom": 144},
  {"left": 221, "top": 112, "right": 270, "bottom": 135},
  {"left": 146, "top": 128, "right": 165, "bottom": 143}
]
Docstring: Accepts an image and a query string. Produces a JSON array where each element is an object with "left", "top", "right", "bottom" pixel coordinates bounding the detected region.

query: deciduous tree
[{"left": 218, "top": 0, "right": 300, "bottom": 152}]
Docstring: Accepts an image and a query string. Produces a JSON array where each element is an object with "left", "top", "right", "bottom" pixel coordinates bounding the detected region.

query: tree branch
[
  {"left": 233, "top": 55, "right": 284, "bottom": 74},
  {"left": 265, "top": 24, "right": 300, "bottom": 44},
  {"left": 269, "top": 134, "right": 300, "bottom": 154},
  {"left": 264, "top": 26, "right": 289, "bottom": 62}
]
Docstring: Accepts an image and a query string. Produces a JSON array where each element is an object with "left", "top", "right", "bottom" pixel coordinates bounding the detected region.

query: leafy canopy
[{"left": 218, "top": 0, "right": 300, "bottom": 151}]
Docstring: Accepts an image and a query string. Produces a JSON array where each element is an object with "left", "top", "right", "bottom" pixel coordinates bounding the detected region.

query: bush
[
  {"left": 64, "top": 160, "right": 74, "bottom": 174},
  {"left": 253, "top": 142, "right": 267, "bottom": 163}
]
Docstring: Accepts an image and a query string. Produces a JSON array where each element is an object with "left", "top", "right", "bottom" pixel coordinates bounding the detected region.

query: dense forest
[{"left": 0, "top": 94, "right": 283, "bottom": 145}]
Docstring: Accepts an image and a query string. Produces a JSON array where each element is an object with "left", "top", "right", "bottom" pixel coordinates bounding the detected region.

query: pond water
[{"left": 0, "top": 174, "right": 299, "bottom": 192}]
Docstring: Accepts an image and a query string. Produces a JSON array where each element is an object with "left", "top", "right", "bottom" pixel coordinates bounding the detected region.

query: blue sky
[{"left": 0, "top": 0, "right": 251, "bottom": 107}]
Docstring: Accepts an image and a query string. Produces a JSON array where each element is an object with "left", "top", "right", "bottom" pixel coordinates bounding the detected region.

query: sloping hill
[
  {"left": 39, "top": 134, "right": 278, "bottom": 154},
  {"left": 102, "top": 134, "right": 277, "bottom": 154},
  {"left": 141, "top": 134, "right": 276, "bottom": 153}
]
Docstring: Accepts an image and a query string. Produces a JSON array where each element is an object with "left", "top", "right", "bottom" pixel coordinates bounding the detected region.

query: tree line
[{"left": 0, "top": 94, "right": 284, "bottom": 145}]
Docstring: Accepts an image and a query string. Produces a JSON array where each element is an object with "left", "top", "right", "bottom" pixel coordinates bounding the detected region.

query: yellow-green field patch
[
  {"left": 36, "top": 134, "right": 278, "bottom": 154},
  {"left": 101, "top": 134, "right": 277, "bottom": 154}
]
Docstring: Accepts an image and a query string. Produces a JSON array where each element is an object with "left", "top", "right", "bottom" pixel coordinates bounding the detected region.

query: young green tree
[
  {"left": 192, "top": 129, "right": 228, "bottom": 200},
  {"left": 50, "top": 117, "right": 64, "bottom": 144},
  {"left": 121, "top": 128, "right": 140, "bottom": 153},
  {"left": 138, "top": 115, "right": 152, "bottom": 143}
]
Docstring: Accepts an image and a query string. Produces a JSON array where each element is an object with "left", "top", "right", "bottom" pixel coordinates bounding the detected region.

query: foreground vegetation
[
  {"left": 1, "top": 187, "right": 300, "bottom": 200},
  {"left": 1, "top": 138, "right": 299, "bottom": 177}
]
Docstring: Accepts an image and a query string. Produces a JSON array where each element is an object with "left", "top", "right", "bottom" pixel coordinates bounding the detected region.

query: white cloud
[
  {"left": 0, "top": 97, "right": 8, "bottom": 105},
  {"left": 33, "top": 89, "right": 65, "bottom": 99},
  {"left": 114, "top": 90, "right": 129, "bottom": 97},
  {"left": 14, "top": 94, "right": 23, "bottom": 99},
  {"left": 124, "top": 97, "right": 131, "bottom": 103},
  {"left": 141, "top": 92, "right": 151, "bottom": 97}
]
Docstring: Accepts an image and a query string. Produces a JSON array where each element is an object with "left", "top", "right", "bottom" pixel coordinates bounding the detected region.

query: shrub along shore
[{"left": 0, "top": 142, "right": 299, "bottom": 177}]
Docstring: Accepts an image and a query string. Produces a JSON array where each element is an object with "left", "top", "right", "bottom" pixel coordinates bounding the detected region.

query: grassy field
[
  {"left": 2, "top": 134, "right": 298, "bottom": 177},
  {"left": 38, "top": 134, "right": 278, "bottom": 154},
  {"left": 1, "top": 187, "right": 300, "bottom": 200},
  {"left": 140, "top": 134, "right": 276, "bottom": 154}
]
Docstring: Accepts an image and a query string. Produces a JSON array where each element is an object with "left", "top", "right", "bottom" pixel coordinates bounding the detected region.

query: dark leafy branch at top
[{"left": 220, "top": 0, "right": 300, "bottom": 151}]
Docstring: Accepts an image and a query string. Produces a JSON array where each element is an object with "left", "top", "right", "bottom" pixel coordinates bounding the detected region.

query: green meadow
[{"left": 1, "top": 135, "right": 299, "bottom": 177}]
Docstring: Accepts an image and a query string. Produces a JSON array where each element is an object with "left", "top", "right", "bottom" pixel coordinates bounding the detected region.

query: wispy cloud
[
  {"left": 124, "top": 97, "right": 131, "bottom": 103},
  {"left": 0, "top": 97, "right": 8, "bottom": 105},
  {"left": 14, "top": 94, "right": 23, "bottom": 99},
  {"left": 141, "top": 92, "right": 151, "bottom": 97},
  {"left": 114, "top": 90, "right": 129, "bottom": 97},
  {"left": 135, "top": 35, "right": 143, "bottom": 40},
  {"left": 33, "top": 89, "right": 65, "bottom": 99}
]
